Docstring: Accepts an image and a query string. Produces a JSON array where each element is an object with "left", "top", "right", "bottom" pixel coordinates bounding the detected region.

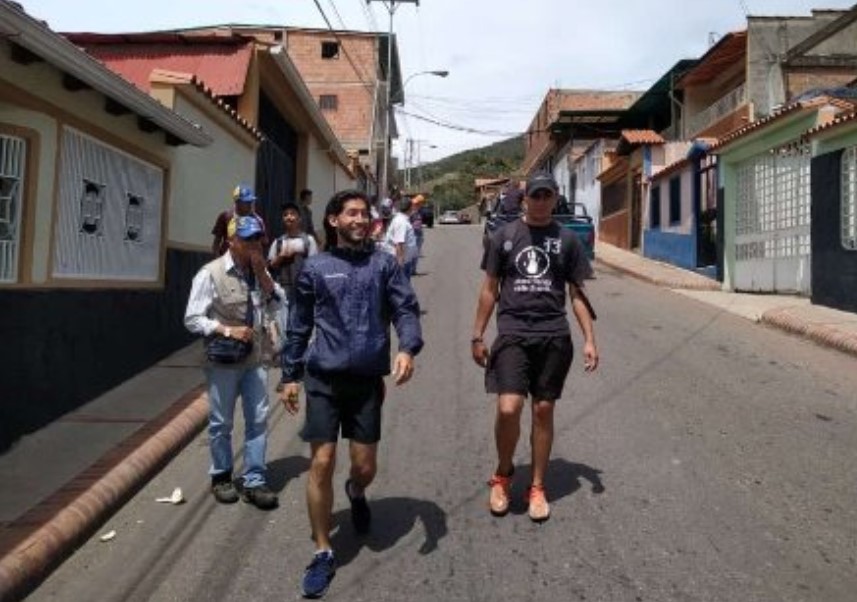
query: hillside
[{"left": 400, "top": 135, "right": 524, "bottom": 210}]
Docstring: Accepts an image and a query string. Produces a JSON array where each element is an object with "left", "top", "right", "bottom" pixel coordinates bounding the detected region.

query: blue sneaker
[{"left": 301, "top": 550, "right": 336, "bottom": 599}]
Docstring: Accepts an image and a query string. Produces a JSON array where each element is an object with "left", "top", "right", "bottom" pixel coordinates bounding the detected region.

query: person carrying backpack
[{"left": 268, "top": 202, "right": 318, "bottom": 351}]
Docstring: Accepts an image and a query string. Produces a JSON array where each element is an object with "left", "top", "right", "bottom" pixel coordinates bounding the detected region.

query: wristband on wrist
[{"left": 471, "top": 336, "right": 484, "bottom": 344}]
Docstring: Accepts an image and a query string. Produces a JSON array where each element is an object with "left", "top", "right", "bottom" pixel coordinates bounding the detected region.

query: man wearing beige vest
[{"left": 185, "top": 214, "right": 283, "bottom": 509}]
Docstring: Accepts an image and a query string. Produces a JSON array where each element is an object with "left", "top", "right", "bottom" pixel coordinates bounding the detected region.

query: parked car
[
  {"left": 482, "top": 200, "right": 595, "bottom": 260},
  {"left": 458, "top": 211, "right": 472, "bottom": 224},
  {"left": 439, "top": 210, "right": 461, "bottom": 225}
]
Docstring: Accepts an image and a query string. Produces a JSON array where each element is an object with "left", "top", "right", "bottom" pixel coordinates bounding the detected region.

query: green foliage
[{"left": 398, "top": 136, "right": 524, "bottom": 212}]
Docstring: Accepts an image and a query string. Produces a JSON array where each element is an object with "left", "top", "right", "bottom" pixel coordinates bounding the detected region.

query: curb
[
  {"left": 595, "top": 256, "right": 721, "bottom": 291},
  {"left": 761, "top": 308, "right": 857, "bottom": 359},
  {"left": 0, "top": 387, "right": 208, "bottom": 602}
]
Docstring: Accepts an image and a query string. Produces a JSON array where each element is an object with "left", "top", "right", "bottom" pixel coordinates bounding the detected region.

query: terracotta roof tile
[
  {"left": 709, "top": 96, "right": 847, "bottom": 152},
  {"left": 149, "top": 69, "right": 262, "bottom": 140},
  {"left": 804, "top": 110, "right": 857, "bottom": 138},
  {"left": 620, "top": 130, "right": 665, "bottom": 145}
]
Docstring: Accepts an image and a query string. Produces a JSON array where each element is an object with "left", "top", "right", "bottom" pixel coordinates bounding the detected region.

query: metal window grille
[
  {"left": 842, "top": 146, "right": 857, "bottom": 251},
  {"left": 735, "top": 143, "right": 810, "bottom": 260},
  {"left": 0, "top": 134, "right": 25, "bottom": 283},
  {"left": 319, "top": 94, "right": 338, "bottom": 111},
  {"left": 124, "top": 193, "right": 145, "bottom": 242},
  {"left": 321, "top": 41, "right": 340, "bottom": 59}
]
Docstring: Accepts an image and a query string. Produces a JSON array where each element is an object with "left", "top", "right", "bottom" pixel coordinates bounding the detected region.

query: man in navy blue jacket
[{"left": 280, "top": 189, "right": 423, "bottom": 599}]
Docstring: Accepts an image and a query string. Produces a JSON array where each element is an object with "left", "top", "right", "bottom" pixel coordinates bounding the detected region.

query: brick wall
[
  {"left": 286, "top": 30, "right": 379, "bottom": 150},
  {"left": 786, "top": 69, "right": 857, "bottom": 101}
]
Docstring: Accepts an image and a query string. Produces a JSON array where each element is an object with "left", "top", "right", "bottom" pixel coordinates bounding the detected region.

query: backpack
[{"left": 274, "top": 233, "right": 311, "bottom": 259}]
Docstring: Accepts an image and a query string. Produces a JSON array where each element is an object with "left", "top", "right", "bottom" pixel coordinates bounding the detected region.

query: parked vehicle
[
  {"left": 439, "top": 210, "right": 462, "bottom": 225},
  {"left": 458, "top": 211, "right": 472, "bottom": 224},
  {"left": 482, "top": 199, "right": 595, "bottom": 259}
]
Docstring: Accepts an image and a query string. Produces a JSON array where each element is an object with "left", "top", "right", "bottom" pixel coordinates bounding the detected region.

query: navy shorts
[
  {"left": 301, "top": 370, "right": 385, "bottom": 443},
  {"left": 485, "top": 334, "right": 573, "bottom": 401}
]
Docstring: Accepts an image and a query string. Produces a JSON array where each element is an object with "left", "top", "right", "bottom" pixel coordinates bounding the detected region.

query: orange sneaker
[
  {"left": 487, "top": 473, "right": 513, "bottom": 516},
  {"left": 526, "top": 484, "right": 550, "bottom": 522}
]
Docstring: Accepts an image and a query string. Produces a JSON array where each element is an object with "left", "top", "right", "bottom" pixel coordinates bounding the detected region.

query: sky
[{"left": 16, "top": 0, "right": 857, "bottom": 165}]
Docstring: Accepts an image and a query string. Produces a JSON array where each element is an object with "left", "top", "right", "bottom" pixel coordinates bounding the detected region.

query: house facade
[
  {"left": 0, "top": 2, "right": 225, "bottom": 450},
  {"left": 65, "top": 30, "right": 356, "bottom": 238}
]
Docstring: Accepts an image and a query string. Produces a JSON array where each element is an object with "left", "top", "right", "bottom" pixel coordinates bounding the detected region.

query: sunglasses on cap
[{"left": 530, "top": 190, "right": 556, "bottom": 200}]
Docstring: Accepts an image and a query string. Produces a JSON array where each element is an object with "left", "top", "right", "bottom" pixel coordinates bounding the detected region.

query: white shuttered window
[
  {"left": 0, "top": 134, "right": 26, "bottom": 283},
  {"left": 53, "top": 127, "right": 164, "bottom": 281}
]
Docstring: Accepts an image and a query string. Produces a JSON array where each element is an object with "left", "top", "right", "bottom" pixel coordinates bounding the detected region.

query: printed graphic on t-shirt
[{"left": 512, "top": 237, "right": 561, "bottom": 293}]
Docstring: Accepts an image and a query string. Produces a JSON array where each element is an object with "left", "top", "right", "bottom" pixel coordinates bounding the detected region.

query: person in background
[
  {"left": 410, "top": 194, "right": 426, "bottom": 275},
  {"left": 268, "top": 202, "right": 319, "bottom": 353},
  {"left": 299, "top": 188, "right": 319, "bottom": 248},
  {"left": 211, "top": 184, "right": 269, "bottom": 256},
  {"left": 382, "top": 197, "right": 418, "bottom": 279}
]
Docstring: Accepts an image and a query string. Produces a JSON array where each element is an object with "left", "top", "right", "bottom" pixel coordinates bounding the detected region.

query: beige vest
[{"left": 203, "top": 255, "right": 269, "bottom": 365}]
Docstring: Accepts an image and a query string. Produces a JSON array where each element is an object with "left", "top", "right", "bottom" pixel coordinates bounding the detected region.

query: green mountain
[{"left": 399, "top": 135, "right": 524, "bottom": 211}]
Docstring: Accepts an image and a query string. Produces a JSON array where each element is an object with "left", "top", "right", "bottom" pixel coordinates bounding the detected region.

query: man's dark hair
[
  {"left": 300, "top": 189, "right": 313, "bottom": 200},
  {"left": 323, "top": 189, "right": 370, "bottom": 250},
  {"left": 281, "top": 202, "right": 301, "bottom": 215}
]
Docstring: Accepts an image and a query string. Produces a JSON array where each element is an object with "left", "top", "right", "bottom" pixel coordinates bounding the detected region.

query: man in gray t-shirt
[{"left": 471, "top": 171, "right": 599, "bottom": 523}]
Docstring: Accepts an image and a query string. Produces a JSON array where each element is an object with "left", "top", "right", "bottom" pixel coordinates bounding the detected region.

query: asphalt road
[{"left": 28, "top": 224, "right": 857, "bottom": 602}]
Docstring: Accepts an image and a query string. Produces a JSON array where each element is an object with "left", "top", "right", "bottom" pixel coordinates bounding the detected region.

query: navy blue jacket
[{"left": 281, "top": 246, "right": 423, "bottom": 382}]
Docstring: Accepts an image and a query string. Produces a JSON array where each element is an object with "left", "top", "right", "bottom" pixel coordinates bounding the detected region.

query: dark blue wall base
[
  {"left": 643, "top": 230, "right": 697, "bottom": 270},
  {"left": 811, "top": 152, "right": 857, "bottom": 313},
  {"left": 0, "top": 247, "right": 210, "bottom": 452}
]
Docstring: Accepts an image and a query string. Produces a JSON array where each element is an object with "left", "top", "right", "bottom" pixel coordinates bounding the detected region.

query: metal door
[{"left": 734, "top": 143, "right": 811, "bottom": 293}]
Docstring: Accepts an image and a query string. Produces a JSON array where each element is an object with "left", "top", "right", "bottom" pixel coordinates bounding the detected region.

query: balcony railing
[{"left": 685, "top": 83, "right": 747, "bottom": 138}]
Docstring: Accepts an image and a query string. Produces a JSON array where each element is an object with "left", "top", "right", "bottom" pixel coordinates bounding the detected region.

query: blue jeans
[{"left": 205, "top": 364, "right": 269, "bottom": 488}]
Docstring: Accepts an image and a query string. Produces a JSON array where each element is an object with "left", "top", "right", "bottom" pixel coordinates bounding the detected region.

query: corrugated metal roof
[
  {"left": 65, "top": 35, "right": 253, "bottom": 96},
  {"left": 676, "top": 32, "right": 747, "bottom": 88}
]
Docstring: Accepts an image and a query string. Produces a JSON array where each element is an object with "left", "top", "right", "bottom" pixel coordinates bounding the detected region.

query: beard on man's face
[{"left": 337, "top": 223, "right": 367, "bottom": 246}]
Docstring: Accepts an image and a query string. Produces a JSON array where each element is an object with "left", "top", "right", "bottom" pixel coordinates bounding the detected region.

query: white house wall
[
  {"left": 305, "top": 131, "right": 356, "bottom": 230},
  {"left": 574, "top": 141, "right": 605, "bottom": 233},
  {"left": 167, "top": 93, "right": 256, "bottom": 250}
]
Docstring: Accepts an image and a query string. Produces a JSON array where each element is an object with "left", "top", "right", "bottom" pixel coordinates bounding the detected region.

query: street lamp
[
  {"left": 366, "top": 0, "right": 419, "bottom": 203},
  {"left": 402, "top": 70, "right": 449, "bottom": 190},
  {"left": 403, "top": 69, "right": 449, "bottom": 89}
]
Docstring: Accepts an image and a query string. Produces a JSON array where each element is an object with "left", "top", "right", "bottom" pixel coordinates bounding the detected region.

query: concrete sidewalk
[
  {"left": 2, "top": 241, "right": 857, "bottom": 601},
  {"left": 596, "top": 241, "right": 857, "bottom": 358}
]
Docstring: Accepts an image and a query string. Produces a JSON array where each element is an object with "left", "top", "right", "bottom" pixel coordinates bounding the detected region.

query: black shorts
[
  {"left": 485, "top": 334, "right": 573, "bottom": 401},
  {"left": 301, "top": 370, "right": 385, "bottom": 443}
]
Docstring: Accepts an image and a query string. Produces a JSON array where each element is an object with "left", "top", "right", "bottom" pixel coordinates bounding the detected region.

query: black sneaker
[
  {"left": 241, "top": 484, "right": 279, "bottom": 510},
  {"left": 211, "top": 476, "right": 239, "bottom": 504},
  {"left": 345, "top": 478, "right": 371, "bottom": 534},
  {"left": 301, "top": 550, "right": 336, "bottom": 599}
]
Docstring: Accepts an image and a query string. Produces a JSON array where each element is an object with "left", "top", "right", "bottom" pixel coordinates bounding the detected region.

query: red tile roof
[
  {"left": 804, "top": 110, "right": 857, "bottom": 138},
  {"left": 65, "top": 34, "right": 253, "bottom": 96},
  {"left": 709, "top": 96, "right": 854, "bottom": 152},
  {"left": 620, "top": 130, "right": 665, "bottom": 145},
  {"left": 149, "top": 69, "right": 262, "bottom": 140}
]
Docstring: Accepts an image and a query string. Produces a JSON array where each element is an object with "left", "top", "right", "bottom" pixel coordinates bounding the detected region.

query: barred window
[
  {"left": 842, "top": 146, "right": 857, "bottom": 251},
  {"left": 321, "top": 41, "right": 340, "bottom": 59},
  {"left": 0, "top": 134, "right": 26, "bottom": 283},
  {"left": 319, "top": 94, "right": 338, "bottom": 111}
]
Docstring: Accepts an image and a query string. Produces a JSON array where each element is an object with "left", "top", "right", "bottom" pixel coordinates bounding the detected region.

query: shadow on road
[
  {"left": 329, "top": 496, "right": 448, "bottom": 568},
  {"left": 508, "top": 458, "right": 605, "bottom": 514},
  {"left": 266, "top": 455, "right": 310, "bottom": 493}
]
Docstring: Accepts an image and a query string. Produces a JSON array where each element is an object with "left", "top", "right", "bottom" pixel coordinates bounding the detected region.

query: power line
[
  {"left": 311, "top": 0, "right": 376, "bottom": 97},
  {"left": 396, "top": 107, "right": 524, "bottom": 137}
]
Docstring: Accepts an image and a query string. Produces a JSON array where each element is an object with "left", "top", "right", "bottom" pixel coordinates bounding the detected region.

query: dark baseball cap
[{"left": 526, "top": 172, "right": 559, "bottom": 197}]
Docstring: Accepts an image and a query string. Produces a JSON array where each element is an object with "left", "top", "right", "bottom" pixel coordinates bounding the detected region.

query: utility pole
[{"left": 366, "top": 0, "right": 419, "bottom": 201}]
